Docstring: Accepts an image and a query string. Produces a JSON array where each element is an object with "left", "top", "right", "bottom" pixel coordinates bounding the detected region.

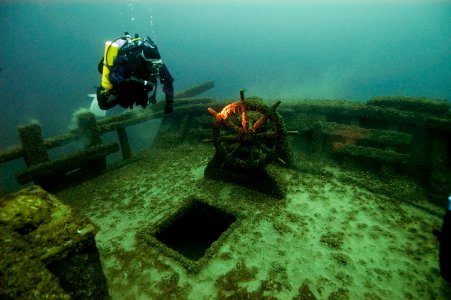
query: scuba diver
[
  {"left": 93, "top": 32, "right": 174, "bottom": 115},
  {"left": 433, "top": 194, "right": 451, "bottom": 284}
]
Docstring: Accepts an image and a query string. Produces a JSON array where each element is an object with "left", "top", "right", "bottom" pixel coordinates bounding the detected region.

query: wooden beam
[
  {"left": 15, "top": 143, "right": 119, "bottom": 184},
  {"left": 0, "top": 146, "right": 24, "bottom": 164},
  {"left": 174, "top": 81, "right": 214, "bottom": 99}
]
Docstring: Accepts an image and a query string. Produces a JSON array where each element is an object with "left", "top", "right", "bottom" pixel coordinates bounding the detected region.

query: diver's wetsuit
[
  {"left": 109, "top": 55, "right": 153, "bottom": 109},
  {"left": 97, "top": 45, "right": 174, "bottom": 111},
  {"left": 437, "top": 210, "right": 451, "bottom": 284}
]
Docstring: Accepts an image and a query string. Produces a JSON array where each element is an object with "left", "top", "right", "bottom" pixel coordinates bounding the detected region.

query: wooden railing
[{"left": 0, "top": 81, "right": 214, "bottom": 188}]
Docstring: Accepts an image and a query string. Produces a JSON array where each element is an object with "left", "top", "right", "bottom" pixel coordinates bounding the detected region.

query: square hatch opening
[{"left": 155, "top": 200, "right": 236, "bottom": 261}]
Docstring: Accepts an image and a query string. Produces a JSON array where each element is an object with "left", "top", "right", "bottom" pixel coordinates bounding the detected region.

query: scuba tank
[
  {"left": 99, "top": 33, "right": 160, "bottom": 91},
  {"left": 101, "top": 41, "right": 119, "bottom": 91},
  {"left": 99, "top": 33, "right": 142, "bottom": 91}
]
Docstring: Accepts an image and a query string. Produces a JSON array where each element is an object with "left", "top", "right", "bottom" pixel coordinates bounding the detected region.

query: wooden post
[
  {"left": 428, "top": 130, "right": 450, "bottom": 205},
  {"left": 116, "top": 128, "right": 132, "bottom": 160},
  {"left": 17, "top": 121, "right": 49, "bottom": 167},
  {"left": 311, "top": 121, "right": 324, "bottom": 158},
  {"left": 77, "top": 112, "right": 103, "bottom": 148},
  {"left": 76, "top": 111, "right": 106, "bottom": 171}
]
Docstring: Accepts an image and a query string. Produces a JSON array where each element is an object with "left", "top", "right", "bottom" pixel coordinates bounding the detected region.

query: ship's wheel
[{"left": 207, "top": 90, "right": 287, "bottom": 170}]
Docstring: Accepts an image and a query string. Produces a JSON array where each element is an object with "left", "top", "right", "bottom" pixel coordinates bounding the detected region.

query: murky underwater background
[
  {"left": 0, "top": 0, "right": 450, "bottom": 192},
  {"left": 0, "top": 2, "right": 451, "bottom": 298}
]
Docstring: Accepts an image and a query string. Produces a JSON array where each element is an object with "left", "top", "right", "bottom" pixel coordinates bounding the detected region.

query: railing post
[
  {"left": 312, "top": 121, "right": 324, "bottom": 158},
  {"left": 17, "top": 121, "right": 49, "bottom": 167},
  {"left": 77, "top": 112, "right": 103, "bottom": 148},
  {"left": 116, "top": 128, "right": 132, "bottom": 160},
  {"left": 76, "top": 111, "right": 106, "bottom": 171},
  {"left": 428, "top": 130, "right": 449, "bottom": 205}
]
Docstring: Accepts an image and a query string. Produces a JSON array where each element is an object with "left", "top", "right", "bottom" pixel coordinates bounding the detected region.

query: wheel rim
[{"left": 208, "top": 96, "right": 286, "bottom": 169}]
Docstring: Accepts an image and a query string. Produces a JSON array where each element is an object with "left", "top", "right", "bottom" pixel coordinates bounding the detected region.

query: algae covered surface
[
  {"left": 56, "top": 143, "right": 451, "bottom": 299},
  {"left": 0, "top": 186, "right": 108, "bottom": 299}
]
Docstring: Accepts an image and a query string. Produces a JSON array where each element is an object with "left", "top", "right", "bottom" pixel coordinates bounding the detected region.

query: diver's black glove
[
  {"left": 165, "top": 99, "right": 174, "bottom": 114},
  {"left": 142, "top": 80, "right": 154, "bottom": 91},
  {"left": 128, "top": 77, "right": 154, "bottom": 91}
]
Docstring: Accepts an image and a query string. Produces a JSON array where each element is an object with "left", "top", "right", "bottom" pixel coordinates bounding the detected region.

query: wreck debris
[{"left": 0, "top": 186, "right": 109, "bottom": 299}]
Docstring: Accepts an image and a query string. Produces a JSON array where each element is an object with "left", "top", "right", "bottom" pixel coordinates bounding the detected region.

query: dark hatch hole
[{"left": 155, "top": 200, "right": 236, "bottom": 261}]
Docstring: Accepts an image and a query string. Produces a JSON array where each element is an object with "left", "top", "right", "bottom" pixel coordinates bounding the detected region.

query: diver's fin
[{"left": 89, "top": 94, "right": 107, "bottom": 117}]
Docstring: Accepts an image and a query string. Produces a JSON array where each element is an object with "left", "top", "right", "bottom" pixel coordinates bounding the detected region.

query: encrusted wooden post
[
  {"left": 77, "top": 112, "right": 103, "bottom": 147},
  {"left": 76, "top": 111, "right": 106, "bottom": 171},
  {"left": 116, "top": 127, "right": 132, "bottom": 160},
  {"left": 428, "top": 130, "right": 449, "bottom": 205},
  {"left": 18, "top": 121, "right": 49, "bottom": 167},
  {"left": 311, "top": 121, "right": 324, "bottom": 158}
]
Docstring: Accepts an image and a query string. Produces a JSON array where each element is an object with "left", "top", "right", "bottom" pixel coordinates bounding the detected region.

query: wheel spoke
[
  {"left": 259, "top": 144, "right": 273, "bottom": 155},
  {"left": 241, "top": 109, "right": 248, "bottom": 132},
  {"left": 224, "top": 119, "right": 242, "bottom": 133},
  {"left": 256, "top": 131, "right": 277, "bottom": 140},
  {"left": 249, "top": 146, "right": 256, "bottom": 163},
  {"left": 252, "top": 114, "right": 268, "bottom": 131}
]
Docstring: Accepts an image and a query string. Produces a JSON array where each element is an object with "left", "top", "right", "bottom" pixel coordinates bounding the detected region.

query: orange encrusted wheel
[{"left": 207, "top": 90, "right": 287, "bottom": 170}]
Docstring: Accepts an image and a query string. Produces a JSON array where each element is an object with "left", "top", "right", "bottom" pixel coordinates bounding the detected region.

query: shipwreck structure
[
  {"left": 0, "top": 185, "right": 109, "bottom": 299},
  {"left": 1, "top": 81, "right": 451, "bottom": 298},
  {"left": 0, "top": 81, "right": 215, "bottom": 191},
  {"left": 1, "top": 83, "right": 449, "bottom": 204}
]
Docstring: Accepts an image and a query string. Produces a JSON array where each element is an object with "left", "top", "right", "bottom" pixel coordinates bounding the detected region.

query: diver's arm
[
  {"left": 109, "top": 56, "right": 152, "bottom": 91},
  {"left": 159, "top": 64, "right": 174, "bottom": 113},
  {"left": 129, "top": 77, "right": 154, "bottom": 90},
  {"left": 114, "top": 76, "right": 153, "bottom": 94}
]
